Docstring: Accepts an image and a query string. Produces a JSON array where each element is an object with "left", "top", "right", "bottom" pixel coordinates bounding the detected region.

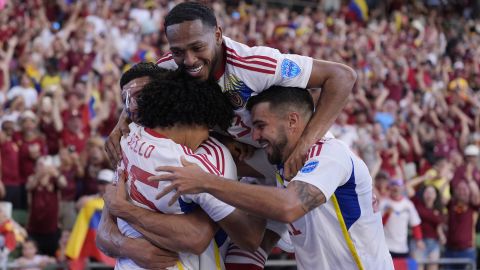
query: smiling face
[
  {"left": 166, "top": 20, "right": 222, "bottom": 81},
  {"left": 251, "top": 102, "right": 291, "bottom": 165}
]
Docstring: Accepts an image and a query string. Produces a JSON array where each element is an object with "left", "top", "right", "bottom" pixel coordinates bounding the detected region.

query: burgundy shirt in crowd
[
  {"left": 16, "top": 137, "right": 47, "bottom": 185},
  {"left": 27, "top": 177, "right": 60, "bottom": 234},
  {"left": 60, "top": 168, "right": 77, "bottom": 202},
  {"left": 446, "top": 200, "right": 479, "bottom": 250},
  {"left": 451, "top": 165, "right": 480, "bottom": 188},
  {"left": 61, "top": 129, "right": 87, "bottom": 154},
  {"left": 412, "top": 197, "right": 444, "bottom": 240},
  {"left": 39, "top": 121, "right": 61, "bottom": 155},
  {"left": 0, "top": 140, "right": 21, "bottom": 186}
]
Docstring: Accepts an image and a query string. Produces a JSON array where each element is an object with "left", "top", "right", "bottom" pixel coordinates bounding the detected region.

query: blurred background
[{"left": 0, "top": 0, "right": 479, "bottom": 269}]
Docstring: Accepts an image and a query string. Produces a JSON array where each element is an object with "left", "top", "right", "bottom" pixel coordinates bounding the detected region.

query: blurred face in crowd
[
  {"left": 21, "top": 117, "right": 37, "bottom": 133},
  {"left": 1, "top": 121, "right": 15, "bottom": 137},
  {"left": 20, "top": 74, "right": 31, "bottom": 88},
  {"left": 251, "top": 103, "right": 292, "bottom": 165},
  {"left": 166, "top": 19, "right": 223, "bottom": 81},
  {"left": 87, "top": 144, "right": 105, "bottom": 165},
  {"left": 59, "top": 148, "right": 73, "bottom": 168},
  {"left": 389, "top": 180, "right": 404, "bottom": 199},
  {"left": 22, "top": 241, "right": 37, "bottom": 259},
  {"left": 121, "top": 76, "right": 150, "bottom": 122},
  {"left": 423, "top": 186, "right": 437, "bottom": 208}
]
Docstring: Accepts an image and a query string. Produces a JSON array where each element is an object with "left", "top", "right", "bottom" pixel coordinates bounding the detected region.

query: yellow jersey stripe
[
  {"left": 177, "top": 261, "right": 185, "bottom": 270},
  {"left": 331, "top": 194, "right": 364, "bottom": 270},
  {"left": 213, "top": 241, "right": 222, "bottom": 270},
  {"left": 276, "top": 172, "right": 284, "bottom": 186}
]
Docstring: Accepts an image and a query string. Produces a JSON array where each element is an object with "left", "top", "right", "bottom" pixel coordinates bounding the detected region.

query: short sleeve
[
  {"left": 184, "top": 193, "right": 235, "bottom": 222},
  {"left": 408, "top": 201, "right": 421, "bottom": 227},
  {"left": 292, "top": 155, "right": 350, "bottom": 201},
  {"left": 271, "top": 54, "right": 313, "bottom": 89}
]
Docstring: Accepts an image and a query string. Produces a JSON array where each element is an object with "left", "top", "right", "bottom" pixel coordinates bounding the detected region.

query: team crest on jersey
[
  {"left": 224, "top": 74, "right": 253, "bottom": 109},
  {"left": 281, "top": 59, "right": 301, "bottom": 78},
  {"left": 300, "top": 160, "right": 319, "bottom": 173}
]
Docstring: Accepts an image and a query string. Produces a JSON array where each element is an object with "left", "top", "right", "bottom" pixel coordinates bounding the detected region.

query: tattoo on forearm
[{"left": 292, "top": 181, "right": 326, "bottom": 213}]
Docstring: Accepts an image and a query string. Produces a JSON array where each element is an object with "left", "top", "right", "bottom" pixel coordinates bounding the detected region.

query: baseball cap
[
  {"left": 97, "top": 169, "right": 115, "bottom": 184},
  {"left": 464, "top": 144, "right": 480, "bottom": 157}
]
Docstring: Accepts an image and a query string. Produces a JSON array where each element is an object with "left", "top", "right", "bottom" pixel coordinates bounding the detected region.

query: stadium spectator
[
  {"left": 26, "top": 156, "right": 66, "bottom": 257},
  {"left": 380, "top": 178, "right": 425, "bottom": 258},
  {"left": 13, "top": 238, "right": 56, "bottom": 270}
]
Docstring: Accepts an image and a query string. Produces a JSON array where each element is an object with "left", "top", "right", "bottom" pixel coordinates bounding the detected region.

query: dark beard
[{"left": 267, "top": 130, "right": 288, "bottom": 165}]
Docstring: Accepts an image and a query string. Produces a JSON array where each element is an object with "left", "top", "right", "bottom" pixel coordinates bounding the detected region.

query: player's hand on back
[
  {"left": 150, "top": 157, "right": 210, "bottom": 205},
  {"left": 128, "top": 237, "right": 179, "bottom": 270},
  {"left": 283, "top": 139, "right": 311, "bottom": 180},
  {"left": 103, "top": 171, "right": 129, "bottom": 217},
  {"left": 105, "top": 112, "right": 130, "bottom": 167}
]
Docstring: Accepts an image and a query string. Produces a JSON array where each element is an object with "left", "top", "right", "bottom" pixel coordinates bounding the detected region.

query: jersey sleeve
[
  {"left": 226, "top": 39, "right": 313, "bottom": 92},
  {"left": 181, "top": 154, "right": 236, "bottom": 222},
  {"left": 408, "top": 200, "right": 422, "bottom": 227},
  {"left": 292, "top": 155, "right": 351, "bottom": 201}
]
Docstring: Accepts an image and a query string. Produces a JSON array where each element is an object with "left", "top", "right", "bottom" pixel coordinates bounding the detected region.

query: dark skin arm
[
  {"left": 284, "top": 60, "right": 356, "bottom": 179},
  {"left": 103, "top": 174, "right": 218, "bottom": 255},
  {"left": 96, "top": 207, "right": 178, "bottom": 270},
  {"left": 152, "top": 157, "right": 325, "bottom": 223}
]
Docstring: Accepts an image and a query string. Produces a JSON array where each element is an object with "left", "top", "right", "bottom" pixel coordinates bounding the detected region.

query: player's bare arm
[
  {"left": 152, "top": 157, "right": 326, "bottom": 223},
  {"left": 105, "top": 109, "right": 130, "bottom": 166},
  {"left": 102, "top": 173, "right": 218, "bottom": 254},
  {"left": 283, "top": 60, "right": 356, "bottom": 179},
  {"left": 96, "top": 207, "right": 178, "bottom": 270}
]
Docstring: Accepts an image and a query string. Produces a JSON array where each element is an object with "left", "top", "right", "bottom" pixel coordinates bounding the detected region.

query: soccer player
[
  {"left": 115, "top": 71, "right": 266, "bottom": 269},
  {"left": 97, "top": 63, "right": 256, "bottom": 269},
  {"left": 106, "top": 1, "right": 356, "bottom": 182},
  {"left": 151, "top": 86, "right": 394, "bottom": 270}
]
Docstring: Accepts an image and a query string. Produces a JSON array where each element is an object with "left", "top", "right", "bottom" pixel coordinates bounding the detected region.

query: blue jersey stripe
[
  {"left": 178, "top": 198, "right": 198, "bottom": 213},
  {"left": 333, "top": 159, "right": 361, "bottom": 230}
]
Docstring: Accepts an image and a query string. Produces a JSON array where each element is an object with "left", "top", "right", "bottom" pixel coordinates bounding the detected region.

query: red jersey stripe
[
  {"left": 315, "top": 143, "right": 323, "bottom": 156},
  {"left": 226, "top": 60, "right": 276, "bottom": 74},
  {"left": 130, "top": 183, "right": 157, "bottom": 211},
  {"left": 226, "top": 47, "right": 277, "bottom": 63},
  {"left": 203, "top": 140, "right": 225, "bottom": 175},
  {"left": 226, "top": 53, "right": 277, "bottom": 69},
  {"left": 156, "top": 52, "right": 173, "bottom": 64},
  {"left": 225, "top": 251, "right": 265, "bottom": 266},
  {"left": 181, "top": 145, "right": 221, "bottom": 176}
]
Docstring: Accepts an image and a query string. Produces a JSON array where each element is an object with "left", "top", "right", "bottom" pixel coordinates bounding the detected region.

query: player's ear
[
  {"left": 287, "top": 111, "right": 301, "bottom": 131},
  {"left": 215, "top": 26, "right": 223, "bottom": 46}
]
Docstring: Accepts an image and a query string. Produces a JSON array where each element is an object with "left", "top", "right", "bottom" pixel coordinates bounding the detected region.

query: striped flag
[
  {"left": 65, "top": 198, "right": 115, "bottom": 269},
  {"left": 349, "top": 0, "right": 369, "bottom": 22}
]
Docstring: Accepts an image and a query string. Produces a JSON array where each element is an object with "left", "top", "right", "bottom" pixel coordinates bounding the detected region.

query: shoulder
[
  {"left": 224, "top": 36, "right": 279, "bottom": 77},
  {"left": 307, "top": 139, "right": 351, "bottom": 164},
  {"left": 155, "top": 52, "right": 178, "bottom": 70}
]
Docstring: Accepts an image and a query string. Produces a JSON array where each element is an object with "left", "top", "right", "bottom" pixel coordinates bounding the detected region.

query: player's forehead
[
  {"left": 166, "top": 20, "right": 214, "bottom": 49},
  {"left": 122, "top": 76, "right": 151, "bottom": 95},
  {"left": 251, "top": 102, "right": 275, "bottom": 122}
]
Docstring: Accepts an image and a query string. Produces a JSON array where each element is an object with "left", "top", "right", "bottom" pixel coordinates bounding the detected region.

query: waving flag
[
  {"left": 349, "top": 0, "right": 369, "bottom": 22},
  {"left": 65, "top": 197, "right": 115, "bottom": 269}
]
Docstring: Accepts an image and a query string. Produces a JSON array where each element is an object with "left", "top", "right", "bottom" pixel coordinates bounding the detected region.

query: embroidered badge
[
  {"left": 281, "top": 59, "right": 301, "bottom": 78},
  {"left": 300, "top": 160, "right": 319, "bottom": 173}
]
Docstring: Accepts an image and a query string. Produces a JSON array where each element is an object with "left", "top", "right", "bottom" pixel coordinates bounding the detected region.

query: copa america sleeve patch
[
  {"left": 300, "top": 160, "right": 319, "bottom": 173},
  {"left": 281, "top": 59, "right": 301, "bottom": 78}
]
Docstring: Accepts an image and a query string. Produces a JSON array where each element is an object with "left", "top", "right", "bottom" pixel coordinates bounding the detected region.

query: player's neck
[{"left": 153, "top": 125, "right": 209, "bottom": 151}]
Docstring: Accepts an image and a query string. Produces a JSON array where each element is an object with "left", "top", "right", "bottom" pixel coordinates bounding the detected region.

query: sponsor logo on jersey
[
  {"left": 224, "top": 74, "right": 253, "bottom": 109},
  {"left": 300, "top": 160, "right": 319, "bottom": 173},
  {"left": 281, "top": 59, "right": 301, "bottom": 78}
]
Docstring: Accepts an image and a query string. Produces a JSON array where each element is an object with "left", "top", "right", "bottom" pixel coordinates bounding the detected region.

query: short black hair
[
  {"left": 164, "top": 2, "right": 217, "bottom": 30},
  {"left": 246, "top": 86, "right": 314, "bottom": 118},
  {"left": 119, "top": 62, "right": 165, "bottom": 89},
  {"left": 136, "top": 72, "right": 233, "bottom": 131}
]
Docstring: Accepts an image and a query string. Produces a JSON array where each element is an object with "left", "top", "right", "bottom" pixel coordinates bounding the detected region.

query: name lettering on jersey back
[{"left": 127, "top": 134, "right": 155, "bottom": 159}]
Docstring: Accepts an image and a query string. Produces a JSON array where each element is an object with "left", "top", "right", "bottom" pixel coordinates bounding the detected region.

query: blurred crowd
[{"left": 0, "top": 0, "right": 479, "bottom": 268}]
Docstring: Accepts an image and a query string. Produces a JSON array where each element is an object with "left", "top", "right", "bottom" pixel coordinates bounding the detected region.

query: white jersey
[
  {"left": 379, "top": 197, "right": 421, "bottom": 253},
  {"left": 115, "top": 124, "right": 236, "bottom": 270},
  {"left": 157, "top": 35, "right": 313, "bottom": 147},
  {"left": 277, "top": 138, "right": 393, "bottom": 270}
]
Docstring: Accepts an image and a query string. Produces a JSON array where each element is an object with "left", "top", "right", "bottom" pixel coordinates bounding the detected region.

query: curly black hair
[
  {"left": 136, "top": 72, "right": 233, "bottom": 131},
  {"left": 164, "top": 2, "right": 217, "bottom": 30},
  {"left": 119, "top": 62, "right": 166, "bottom": 89}
]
